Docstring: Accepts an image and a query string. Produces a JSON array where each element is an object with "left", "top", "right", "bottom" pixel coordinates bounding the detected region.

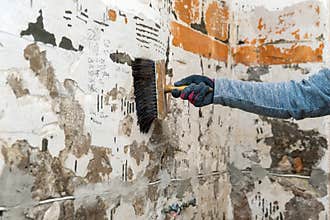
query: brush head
[{"left": 132, "top": 58, "right": 158, "bottom": 133}]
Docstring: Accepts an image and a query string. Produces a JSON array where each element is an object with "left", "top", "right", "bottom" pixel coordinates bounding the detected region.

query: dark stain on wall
[
  {"left": 190, "top": 11, "right": 207, "bottom": 35},
  {"left": 175, "top": 178, "right": 193, "bottom": 199},
  {"left": 31, "top": 150, "right": 75, "bottom": 200},
  {"left": 132, "top": 196, "right": 145, "bottom": 216},
  {"left": 282, "top": 64, "right": 310, "bottom": 75},
  {"left": 129, "top": 141, "right": 147, "bottom": 166},
  {"left": 1, "top": 140, "right": 30, "bottom": 171},
  {"left": 309, "top": 169, "right": 328, "bottom": 197},
  {"left": 59, "top": 200, "right": 75, "bottom": 219},
  {"left": 75, "top": 196, "right": 108, "bottom": 220},
  {"left": 262, "top": 118, "right": 327, "bottom": 175},
  {"left": 21, "top": 11, "right": 83, "bottom": 52},
  {"left": 1, "top": 139, "right": 77, "bottom": 202},
  {"left": 246, "top": 66, "right": 269, "bottom": 82},
  {"left": 105, "top": 85, "right": 126, "bottom": 104},
  {"left": 24, "top": 43, "right": 59, "bottom": 98},
  {"left": 110, "top": 51, "right": 133, "bottom": 66},
  {"left": 284, "top": 196, "right": 324, "bottom": 220},
  {"left": 85, "top": 147, "right": 112, "bottom": 183},
  {"left": 273, "top": 176, "right": 325, "bottom": 219},
  {"left": 21, "top": 10, "right": 57, "bottom": 46},
  {"left": 120, "top": 115, "right": 134, "bottom": 137},
  {"left": 59, "top": 36, "right": 83, "bottom": 52}
]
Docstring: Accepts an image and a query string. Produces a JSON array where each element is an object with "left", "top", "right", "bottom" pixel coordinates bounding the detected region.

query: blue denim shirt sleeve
[{"left": 213, "top": 68, "right": 330, "bottom": 119}]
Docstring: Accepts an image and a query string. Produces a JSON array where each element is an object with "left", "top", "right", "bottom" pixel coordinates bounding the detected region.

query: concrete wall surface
[{"left": 0, "top": 0, "right": 329, "bottom": 219}]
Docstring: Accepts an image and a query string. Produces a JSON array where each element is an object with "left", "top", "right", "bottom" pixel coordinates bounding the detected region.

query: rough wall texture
[{"left": 0, "top": 0, "right": 329, "bottom": 219}]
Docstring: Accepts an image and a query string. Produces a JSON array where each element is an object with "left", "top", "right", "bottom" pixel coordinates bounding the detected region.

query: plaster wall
[{"left": 0, "top": 0, "right": 329, "bottom": 219}]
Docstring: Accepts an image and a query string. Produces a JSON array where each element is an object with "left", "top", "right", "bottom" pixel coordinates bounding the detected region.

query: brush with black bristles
[{"left": 132, "top": 58, "right": 188, "bottom": 133}]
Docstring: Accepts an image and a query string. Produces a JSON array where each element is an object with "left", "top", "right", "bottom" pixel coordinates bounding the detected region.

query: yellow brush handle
[{"left": 164, "top": 85, "right": 213, "bottom": 93}]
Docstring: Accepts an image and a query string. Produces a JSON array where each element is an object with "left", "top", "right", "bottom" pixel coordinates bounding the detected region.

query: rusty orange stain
[
  {"left": 108, "top": 9, "right": 117, "bottom": 22},
  {"left": 258, "top": 38, "right": 266, "bottom": 45},
  {"left": 259, "top": 43, "right": 324, "bottom": 65},
  {"left": 125, "top": 17, "right": 128, "bottom": 24},
  {"left": 316, "top": 21, "right": 320, "bottom": 27},
  {"left": 275, "top": 27, "right": 286, "bottom": 35},
  {"left": 315, "top": 6, "right": 320, "bottom": 15},
  {"left": 233, "top": 43, "right": 323, "bottom": 65},
  {"left": 278, "top": 12, "right": 294, "bottom": 25},
  {"left": 232, "top": 46, "right": 258, "bottom": 66},
  {"left": 171, "top": 21, "right": 228, "bottom": 62},
  {"left": 257, "top": 18, "right": 265, "bottom": 31},
  {"left": 243, "top": 38, "right": 250, "bottom": 44},
  {"left": 291, "top": 29, "right": 300, "bottom": 40},
  {"left": 293, "top": 157, "right": 303, "bottom": 173},
  {"left": 283, "top": 11, "right": 295, "bottom": 17},
  {"left": 205, "top": 1, "right": 229, "bottom": 41},
  {"left": 174, "top": 0, "right": 200, "bottom": 25},
  {"left": 304, "top": 33, "right": 309, "bottom": 39}
]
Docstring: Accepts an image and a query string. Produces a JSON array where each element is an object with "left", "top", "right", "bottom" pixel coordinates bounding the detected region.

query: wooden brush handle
[
  {"left": 165, "top": 85, "right": 187, "bottom": 93},
  {"left": 164, "top": 85, "right": 213, "bottom": 93}
]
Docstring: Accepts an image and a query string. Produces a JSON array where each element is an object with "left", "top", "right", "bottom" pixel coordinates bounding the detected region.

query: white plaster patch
[
  {"left": 113, "top": 202, "right": 144, "bottom": 220},
  {"left": 247, "top": 177, "right": 294, "bottom": 219},
  {"left": 42, "top": 202, "right": 61, "bottom": 220},
  {"left": 317, "top": 195, "right": 329, "bottom": 220},
  {"left": 0, "top": 79, "right": 60, "bottom": 148},
  {"left": 232, "top": 0, "right": 324, "bottom": 12}
]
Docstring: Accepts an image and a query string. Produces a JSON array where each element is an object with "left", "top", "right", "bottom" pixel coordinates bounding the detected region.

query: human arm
[{"left": 172, "top": 69, "right": 330, "bottom": 119}]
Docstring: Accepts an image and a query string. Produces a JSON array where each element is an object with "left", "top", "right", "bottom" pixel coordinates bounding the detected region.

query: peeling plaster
[
  {"left": 20, "top": 10, "right": 57, "bottom": 46},
  {"left": 0, "top": 0, "right": 329, "bottom": 219},
  {"left": 263, "top": 118, "right": 327, "bottom": 175}
]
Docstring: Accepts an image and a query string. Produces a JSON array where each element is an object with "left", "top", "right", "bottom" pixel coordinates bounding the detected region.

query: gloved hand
[{"left": 171, "top": 75, "right": 214, "bottom": 107}]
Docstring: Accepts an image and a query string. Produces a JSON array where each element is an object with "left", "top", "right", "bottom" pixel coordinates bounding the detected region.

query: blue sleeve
[{"left": 213, "top": 68, "right": 330, "bottom": 119}]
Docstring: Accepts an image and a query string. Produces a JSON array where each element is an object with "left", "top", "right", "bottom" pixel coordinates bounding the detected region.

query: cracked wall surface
[{"left": 0, "top": 0, "right": 329, "bottom": 219}]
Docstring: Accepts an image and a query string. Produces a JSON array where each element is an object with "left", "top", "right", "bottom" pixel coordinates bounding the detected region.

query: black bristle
[{"left": 132, "top": 58, "right": 158, "bottom": 133}]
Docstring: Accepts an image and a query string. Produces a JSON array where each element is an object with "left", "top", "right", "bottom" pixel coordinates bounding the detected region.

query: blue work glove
[{"left": 171, "top": 75, "right": 214, "bottom": 107}]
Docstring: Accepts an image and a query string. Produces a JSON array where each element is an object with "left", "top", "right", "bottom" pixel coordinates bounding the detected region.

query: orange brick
[
  {"left": 174, "top": 0, "right": 200, "bottom": 25},
  {"left": 257, "top": 18, "right": 265, "bottom": 31},
  {"left": 205, "top": 1, "right": 229, "bottom": 41},
  {"left": 259, "top": 43, "right": 324, "bottom": 65},
  {"left": 232, "top": 46, "right": 258, "bottom": 66},
  {"left": 233, "top": 43, "right": 323, "bottom": 66},
  {"left": 171, "top": 21, "right": 228, "bottom": 62}
]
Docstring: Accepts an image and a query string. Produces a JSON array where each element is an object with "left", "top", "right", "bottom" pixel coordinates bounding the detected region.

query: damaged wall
[{"left": 0, "top": 0, "right": 329, "bottom": 219}]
